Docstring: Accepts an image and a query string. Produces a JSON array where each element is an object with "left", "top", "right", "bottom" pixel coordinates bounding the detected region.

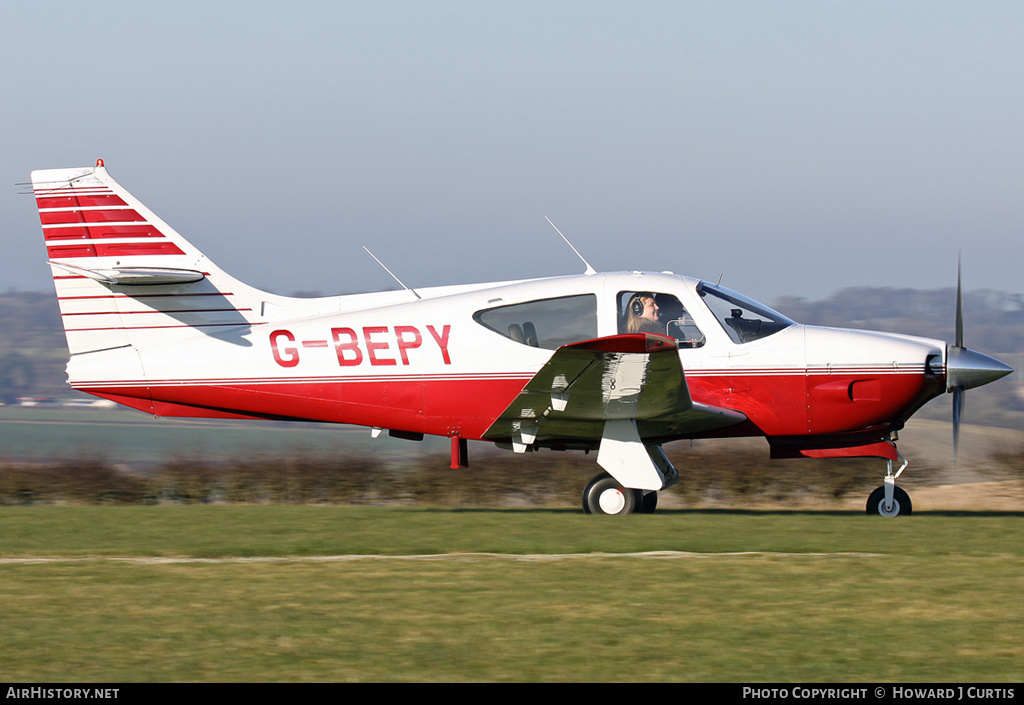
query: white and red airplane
[{"left": 29, "top": 161, "right": 1012, "bottom": 515}]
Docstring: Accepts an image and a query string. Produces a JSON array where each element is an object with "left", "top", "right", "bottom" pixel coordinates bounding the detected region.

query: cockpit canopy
[{"left": 470, "top": 276, "right": 795, "bottom": 350}]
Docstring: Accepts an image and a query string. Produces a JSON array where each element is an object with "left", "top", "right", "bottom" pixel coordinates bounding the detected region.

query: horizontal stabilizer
[{"left": 47, "top": 261, "right": 205, "bottom": 286}]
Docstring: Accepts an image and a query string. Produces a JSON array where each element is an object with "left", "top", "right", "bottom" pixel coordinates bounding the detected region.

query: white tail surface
[
  {"left": 30, "top": 162, "right": 307, "bottom": 396},
  {"left": 30, "top": 163, "right": 278, "bottom": 358}
]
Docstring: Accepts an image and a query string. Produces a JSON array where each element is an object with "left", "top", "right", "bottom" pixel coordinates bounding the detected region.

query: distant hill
[
  {"left": 774, "top": 287, "right": 1024, "bottom": 354},
  {"left": 0, "top": 290, "right": 67, "bottom": 403}
]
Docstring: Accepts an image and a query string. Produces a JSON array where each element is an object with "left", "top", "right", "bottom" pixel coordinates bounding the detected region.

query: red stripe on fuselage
[
  {"left": 74, "top": 369, "right": 944, "bottom": 443},
  {"left": 78, "top": 376, "right": 533, "bottom": 439}
]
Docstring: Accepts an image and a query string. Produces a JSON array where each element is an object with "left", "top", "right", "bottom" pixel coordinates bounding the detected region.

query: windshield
[{"left": 697, "top": 282, "right": 795, "bottom": 344}]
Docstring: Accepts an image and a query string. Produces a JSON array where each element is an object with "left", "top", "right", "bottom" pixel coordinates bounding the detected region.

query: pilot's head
[
  {"left": 627, "top": 293, "right": 662, "bottom": 334},
  {"left": 630, "top": 293, "right": 660, "bottom": 322}
]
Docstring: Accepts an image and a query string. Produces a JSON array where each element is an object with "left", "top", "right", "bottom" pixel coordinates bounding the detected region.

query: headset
[{"left": 630, "top": 292, "right": 654, "bottom": 317}]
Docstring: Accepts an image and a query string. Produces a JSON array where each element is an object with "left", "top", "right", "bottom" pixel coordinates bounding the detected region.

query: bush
[
  {"left": 0, "top": 460, "right": 151, "bottom": 505},
  {"left": 0, "top": 444, "right": 934, "bottom": 507}
]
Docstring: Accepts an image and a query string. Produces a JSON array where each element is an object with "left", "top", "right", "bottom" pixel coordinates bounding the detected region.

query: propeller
[{"left": 944, "top": 256, "right": 1013, "bottom": 459}]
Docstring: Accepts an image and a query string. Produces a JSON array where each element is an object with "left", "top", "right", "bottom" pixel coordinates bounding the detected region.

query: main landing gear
[
  {"left": 582, "top": 421, "right": 677, "bottom": 515},
  {"left": 866, "top": 451, "right": 912, "bottom": 517}
]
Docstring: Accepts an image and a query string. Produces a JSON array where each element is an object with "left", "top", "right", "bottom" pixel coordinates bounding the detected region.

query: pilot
[{"left": 626, "top": 292, "right": 664, "bottom": 334}]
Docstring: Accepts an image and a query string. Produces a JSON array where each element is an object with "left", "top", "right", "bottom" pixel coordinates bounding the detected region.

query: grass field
[{"left": 0, "top": 506, "right": 1021, "bottom": 682}]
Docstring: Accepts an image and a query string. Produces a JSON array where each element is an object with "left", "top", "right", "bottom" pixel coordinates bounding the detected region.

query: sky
[{"left": 2, "top": 1, "right": 1022, "bottom": 306}]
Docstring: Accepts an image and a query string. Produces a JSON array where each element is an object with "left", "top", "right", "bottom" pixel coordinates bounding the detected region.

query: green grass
[{"left": 0, "top": 507, "right": 1021, "bottom": 682}]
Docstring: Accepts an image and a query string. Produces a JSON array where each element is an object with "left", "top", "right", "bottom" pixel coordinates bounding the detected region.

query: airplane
[{"left": 28, "top": 160, "right": 1013, "bottom": 516}]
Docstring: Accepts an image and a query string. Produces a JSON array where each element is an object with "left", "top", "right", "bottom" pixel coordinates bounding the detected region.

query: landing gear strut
[{"left": 866, "top": 451, "right": 912, "bottom": 516}]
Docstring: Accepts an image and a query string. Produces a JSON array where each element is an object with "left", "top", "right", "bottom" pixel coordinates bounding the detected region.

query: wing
[{"left": 482, "top": 333, "right": 746, "bottom": 451}]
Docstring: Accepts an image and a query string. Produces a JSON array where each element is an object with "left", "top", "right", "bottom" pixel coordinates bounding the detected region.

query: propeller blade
[
  {"left": 955, "top": 254, "right": 963, "bottom": 349},
  {"left": 952, "top": 386, "right": 963, "bottom": 462},
  {"left": 952, "top": 255, "right": 965, "bottom": 462},
  {"left": 945, "top": 254, "right": 1012, "bottom": 462}
]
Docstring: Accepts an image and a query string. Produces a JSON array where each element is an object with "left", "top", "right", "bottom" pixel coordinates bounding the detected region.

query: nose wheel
[
  {"left": 866, "top": 452, "right": 912, "bottom": 516},
  {"left": 866, "top": 484, "right": 912, "bottom": 516}
]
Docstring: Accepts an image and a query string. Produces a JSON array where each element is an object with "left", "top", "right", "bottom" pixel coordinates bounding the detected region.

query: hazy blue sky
[{"left": 3, "top": 1, "right": 1022, "bottom": 305}]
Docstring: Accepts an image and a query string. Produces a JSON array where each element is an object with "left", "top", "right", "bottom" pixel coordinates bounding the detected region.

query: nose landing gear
[{"left": 866, "top": 451, "right": 912, "bottom": 516}]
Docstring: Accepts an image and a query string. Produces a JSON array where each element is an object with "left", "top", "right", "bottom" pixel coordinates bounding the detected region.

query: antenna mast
[
  {"left": 545, "top": 217, "right": 596, "bottom": 275},
  {"left": 363, "top": 247, "right": 421, "bottom": 300}
]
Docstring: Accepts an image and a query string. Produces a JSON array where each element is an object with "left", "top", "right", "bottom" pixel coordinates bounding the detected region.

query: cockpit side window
[
  {"left": 696, "top": 282, "right": 795, "bottom": 344},
  {"left": 473, "top": 294, "right": 597, "bottom": 349},
  {"left": 617, "top": 291, "right": 705, "bottom": 348}
]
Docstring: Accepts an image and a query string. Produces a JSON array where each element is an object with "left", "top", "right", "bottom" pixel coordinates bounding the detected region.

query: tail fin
[{"left": 31, "top": 161, "right": 268, "bottom": 356}]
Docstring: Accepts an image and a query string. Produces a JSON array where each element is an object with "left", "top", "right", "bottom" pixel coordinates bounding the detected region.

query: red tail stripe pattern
[
  {"left": 61, "top": 308, "right": 251, "bottom": 316},
  {"left": 46, "top": 241, "right": 185, "bottom": 259},
  {"left": 36, "top": 194, "right": 128, "bottom": 209},
  {"left": 58, "top": 292, "right": 234, "bottom": 301},
  {"left": 43, "top": 224, "right": 165, "bottom": 241},
  {"left": 39, "top": 208, "right": 146, "bottom": 225},
  {"left": 36, "top": 184, "right": 184, "bottom": 259}
]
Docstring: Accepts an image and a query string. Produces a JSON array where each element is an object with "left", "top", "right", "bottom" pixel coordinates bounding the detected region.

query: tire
[
  {"left": 866, "top": 485, "right": 913, "bottom": 517},
  {"left": 582, "top": 473, "right": 640, "bottom": 515},
  {"left": 638, "top": 491, "right": 658, "bottom": 514},
  {"left": 581, "top": 473, "right": 605, "bottom": 514}
]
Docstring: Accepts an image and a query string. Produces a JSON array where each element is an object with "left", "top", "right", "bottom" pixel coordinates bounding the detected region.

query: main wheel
[
  {"left": 866, "top": 485, "right": 912, "bottom": 516},
  {"left": 582, "top": 473, "right": 640, "bottom": 515}
]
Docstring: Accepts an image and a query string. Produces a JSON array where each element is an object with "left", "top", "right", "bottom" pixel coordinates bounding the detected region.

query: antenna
[
  {"left": 362, "top": 247, "right": 421, "bottom": 300},
  {"left": 545, "top": 217, "right": 596, "bottom": 275}
]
